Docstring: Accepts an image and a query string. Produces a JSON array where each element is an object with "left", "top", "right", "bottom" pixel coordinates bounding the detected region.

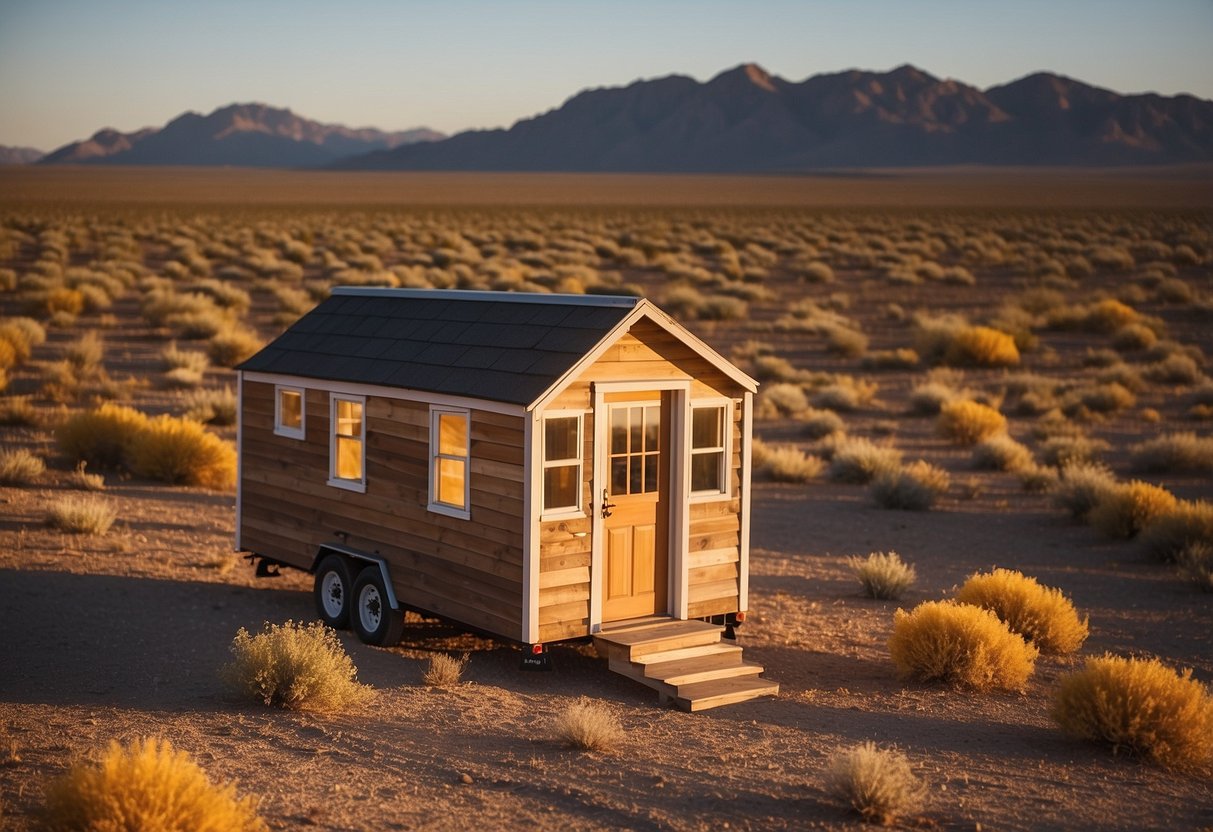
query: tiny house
[{"left": 236, "top": 287, "right": 776, "bottom": 709}]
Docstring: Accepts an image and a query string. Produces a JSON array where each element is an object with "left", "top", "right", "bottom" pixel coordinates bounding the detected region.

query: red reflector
[
  {"left": 735, "top": 611, "right": 746, "bottom": 622},
  {"left": 531, "top": 643, "right": 544, "bottom": 654}
]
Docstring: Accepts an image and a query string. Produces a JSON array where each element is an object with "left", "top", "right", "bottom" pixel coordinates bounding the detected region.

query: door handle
[{"left": 601, "top": 488, "right": 616, "bottom": 519}]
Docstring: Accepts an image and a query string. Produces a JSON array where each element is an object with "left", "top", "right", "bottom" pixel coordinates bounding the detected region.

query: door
[{"left": 601, "top": 392, "right": 669, "bottom": 621}]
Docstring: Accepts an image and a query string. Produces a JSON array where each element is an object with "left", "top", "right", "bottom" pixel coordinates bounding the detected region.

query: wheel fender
[{"left": 312, "top": 544, "right": 400, "bottom": 610}]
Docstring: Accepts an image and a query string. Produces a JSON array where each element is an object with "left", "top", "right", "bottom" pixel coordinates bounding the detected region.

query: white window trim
[
  {"left": 273, "top": 385, "right": 306, "bottom": 439},
  {"left": 540, "top": 410, "right": 586, "bottom": 521},
  {"left": 327, "top": 393, "right": 367, "bottom": 493},
  {"left": 688, "top": 397, "right": 734, "bottom": 503},
  {"left": 428, "top": 405, "right": 471, "bottom": 520}
]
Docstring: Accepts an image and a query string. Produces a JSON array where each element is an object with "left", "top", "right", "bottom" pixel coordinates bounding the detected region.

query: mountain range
[
  {"left": 36, "top": 103, "right": 443, "bottom": 167},
  {"left": 21, "top": 64, "right": 1213, "bottom": 171},
  {"left": 340, "top": 64, "right": 1213, "bottom": 171}
]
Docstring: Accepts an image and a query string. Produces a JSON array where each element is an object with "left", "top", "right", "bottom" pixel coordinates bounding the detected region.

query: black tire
[
  {"left": 313, "top": 554, "right": 354, "bottom": 629},
  {"left": 350, "top": 565, "right": 404, "bottom": 646}
]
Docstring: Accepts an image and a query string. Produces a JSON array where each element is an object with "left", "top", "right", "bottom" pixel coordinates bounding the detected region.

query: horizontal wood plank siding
[
  {"left": 239, "top": 379, "right": 526, "bottom": 641},
  {"left": 538, "top": 317, "right": 748, "bottom": 638}
]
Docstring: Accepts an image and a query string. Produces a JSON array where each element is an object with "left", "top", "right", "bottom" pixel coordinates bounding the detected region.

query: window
[
  {"left": 328, "top": 395, "right": 365, "bottom": 491},
  {"left": 429, "top": 407, "right": 470, "bottom": 518},
  {"left": 690, "top": 404, "right": 728, "bottom": 496},
  {"left": 274, "top": 385, "right": 305, "bottom": 439},
  {"left": 542, "top": 414, "right": 582, "bottom": 515},
  {"left": 609, "top": 403, "right": 661, "bottom": 495}
]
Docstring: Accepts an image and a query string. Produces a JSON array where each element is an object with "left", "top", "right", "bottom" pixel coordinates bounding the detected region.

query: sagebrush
[
  {"left": 825, "top": 742, "right": 926, "bottom": 826},
  {"left": 1052, "top": 654, "right": 1213, "bottom": 772},
  {"left": 848, "top": 551, "right": 916, "bottom": 600},
  {"left": 40, "top": 737, "right": 266, "bottom": 832},
  {"left": 954, "top": 568, "right": 1088, "bottom": 653},
  {"left": 888, "top": 601, "right": 1038, "bottom": 691},
  {"left": 222, "top": 620, "right": 373, "bottom": 711},
  {"left": 554, "top": 697, "right": 623, "bottom": 751}
]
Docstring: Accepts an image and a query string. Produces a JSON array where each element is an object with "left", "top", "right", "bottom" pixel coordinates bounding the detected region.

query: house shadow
[
  {"left": 0, "top": 569, "right": 643, "bottom": 710},
  {"left": 0, "top": 569, "right": 316, "bottom": 709}
]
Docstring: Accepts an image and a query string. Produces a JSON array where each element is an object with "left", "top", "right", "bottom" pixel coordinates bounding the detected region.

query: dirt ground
[
  {"left": 1, "top": 171, "right": 1212, "bottom": 830},
  {"left": 1, "top": 476, "right": 1211, "bottom": 831}
]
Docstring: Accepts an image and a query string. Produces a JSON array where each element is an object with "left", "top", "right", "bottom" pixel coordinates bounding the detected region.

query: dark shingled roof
[{"left": 237, "top": 288, "right": 639, "bottom": 405}]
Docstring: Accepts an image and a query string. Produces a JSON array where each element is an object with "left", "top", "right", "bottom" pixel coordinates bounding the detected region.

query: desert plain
[{"left": 0, "top": 167, "right": 1211, "bottom": 830}]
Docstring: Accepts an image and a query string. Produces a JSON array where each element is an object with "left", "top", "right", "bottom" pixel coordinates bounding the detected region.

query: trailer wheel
[
  {"left": 313, "top": 554, "right": 353, "bottom": 629},
  {"left": 351, "top": 566, "right": 404, "bottom": 646}
]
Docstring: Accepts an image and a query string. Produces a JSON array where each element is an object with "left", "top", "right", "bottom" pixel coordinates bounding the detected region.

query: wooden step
[
  {"left": 672, "top": 676, "right": 780, "bottom": 712},
  {"left": 630, "top": 642, "right": 742, "bottom": 667},
  {"left": 594, "top": 619, "right": 723, "bottom": 660},
  {"left": 663, "top": 660, "right": 764, "bottom": 688}
]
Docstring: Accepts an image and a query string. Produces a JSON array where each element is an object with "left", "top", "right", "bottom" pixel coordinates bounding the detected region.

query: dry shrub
[
  {"left": 222, "top": 620, "right": 373, "bottom": 711},
  {"left": 1113, "top": 323, "right": 1158, "bottom": 352},
  {"left": 1177, "top": 542, "right": 1213, "bottom": 591},
  {"left": 162, "top": 341, "right": 210, "bottom": 374},
  {"left": 888, "top": 601, "right": 1038, "bottom": 691},
  {"left": 907, "top": 381, "right": 959, "bottom": 416},
  {"left": 554, "top": 698, "right": 623, "bottom": 751},
  {"left": 760, "top": 444, "right": 825, "bottom": 482},
  {"left": 1052, "top": 462, "right": 1118, "bottom": 520},
  {"left": 45, "top": 495, "right": 116, "bottom": 535},
  {"left": 848, "top": 551, "right": 916, "bottom": 600},
  {"left": 825, "top": 742, "right": 926, "bottom": 826},
  {"left": 971, "top": 434, "right": 1033, "bottom": 472},
  {"left": 0, "top": 447, "right": 45, "bottom": 485},
  {"left": 67, "top": 461, "right": 106, "bottom": 491},
  {"left": 56, "top": 403, "right": 150, "bottom": 468},
  {"left": 1130, "top": 432, "right": 1213, "bottom": 474},
  {"left": 1144, "top": 354, "right": 1202, "bottom": 386},
  {"left": 0, "top": 396, "right": 38, "bottom": 426},
  {"left": 1018, "top": 463, "right": 1059, "bottom": 493},
  {"left": 759, "top": 383, "right": 808, "bottom": 417},
  {"left": 1140, "top": 500, "right": 1213, "bottom": 562},
  {"left": 1085, "top": 298, "right": 1139, "bottom": 331},
  {"left": 128, "top": 415, "right": 237, "bottom": 489},
  {"left": 64, "top": 331, "right": 104, "bottom": 373},
  {"left": 1052, "top": 654, "right": 1213, "bottom": 772},
  {"left": 422, "top": 653, "right": 469, "bottom": 688},
  {"left": 954, "top": 569, "right": 1088, "bottom": 654},
  {"left": 181, "top": 386, "right": 238, "bottom": 426},
  {"left": 827, "top": 438, "right": 902, "bottom": 484},
  {"left": 40, "top": 737, "right": 266, "bottom": 832},
  {"left": 870, "top": 461, "right": 949, "bottom": 511},
  {"left": 208, "top": 327, "right": 264, "bottom": 368},
  {"left": 1089, "top": 480, "right": 1178, "bottom": 540},
  {"left": 861, "top": 348, "right": 920, "bottom": 371},
  {"left": 800, "top": 407, "right": 845, "bottom": 440},
  {"left": 810, "top": 376, "right": 878, "bottom": 412},
  {"left": 1036, "top": 434, "right": 1109, "bottom": 468},
  {"left": 944, "top": 325, "right": 1020, "bottom": 367},
  {"left": 162, "top": 367, "right": 204, "bottom": 389},
  {"left": 937, "top": 400, "right": 1007, "bottom": 445}
]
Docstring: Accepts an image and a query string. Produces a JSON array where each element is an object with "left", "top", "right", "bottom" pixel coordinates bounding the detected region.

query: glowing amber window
[
  {"left": 333, "top": 398, "right": 364, "bottom": 482},
  {"left": 431, "top": 408, "right": 469, "bottom": 514}
]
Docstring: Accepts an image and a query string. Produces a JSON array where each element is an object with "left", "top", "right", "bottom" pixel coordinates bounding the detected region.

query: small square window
[{"left": 274, "top": 386, "right": 305, "bottom": 439}]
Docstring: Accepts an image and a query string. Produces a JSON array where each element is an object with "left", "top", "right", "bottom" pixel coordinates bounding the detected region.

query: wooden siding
[
  {"left": 239, "top": 379, "right": 526, "bottom": 640},
  {"left": 537, "top": 318, "right": 745, "bottom": 639}
]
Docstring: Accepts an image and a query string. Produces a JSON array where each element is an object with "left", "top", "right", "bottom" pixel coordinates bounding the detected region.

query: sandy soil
[
  {"left": 1, "top": 179, "right": 1212, "bottom": 830},
  {"left": 1, "top": 476, "right": 1210, "bottom": 831}
]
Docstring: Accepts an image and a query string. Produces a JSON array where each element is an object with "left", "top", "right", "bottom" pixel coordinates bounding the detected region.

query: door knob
[{"left": 601, "top": 488, "right": 616, "bottom": 519}]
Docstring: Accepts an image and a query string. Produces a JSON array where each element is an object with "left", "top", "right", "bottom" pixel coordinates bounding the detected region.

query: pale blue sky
[{"left": 1, "top": 0, "right": 1211, "bottom": 151}]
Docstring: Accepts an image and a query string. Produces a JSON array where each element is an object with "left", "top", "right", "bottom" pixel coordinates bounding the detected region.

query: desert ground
[{"left": 1, "top": 168, "right": 1211, "bottom": 830}]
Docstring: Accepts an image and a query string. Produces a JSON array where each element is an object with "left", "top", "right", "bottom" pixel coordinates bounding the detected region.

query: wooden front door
[{"left": 602, "top": 393, "right": 669, "bottom": 621}]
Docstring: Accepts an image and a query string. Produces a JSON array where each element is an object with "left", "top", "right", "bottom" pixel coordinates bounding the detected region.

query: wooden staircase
[{"left": 593, "top": 617, "right": 778, "bottom": 712}]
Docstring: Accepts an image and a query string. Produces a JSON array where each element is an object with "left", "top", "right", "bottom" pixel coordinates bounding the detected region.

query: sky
[{"left": 1, "top": 0, "right": 1211, "bottom": 151}]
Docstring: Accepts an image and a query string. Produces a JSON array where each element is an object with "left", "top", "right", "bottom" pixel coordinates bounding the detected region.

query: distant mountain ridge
[
  {"left": 336, "top": 63, "right": 1213, "bottom": 171},
  {"left": 39, "top": 103, "right": 443, "bottom": 167},
  {"left": 0, "top": 146, "right": 45, "bottom": 165}
]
